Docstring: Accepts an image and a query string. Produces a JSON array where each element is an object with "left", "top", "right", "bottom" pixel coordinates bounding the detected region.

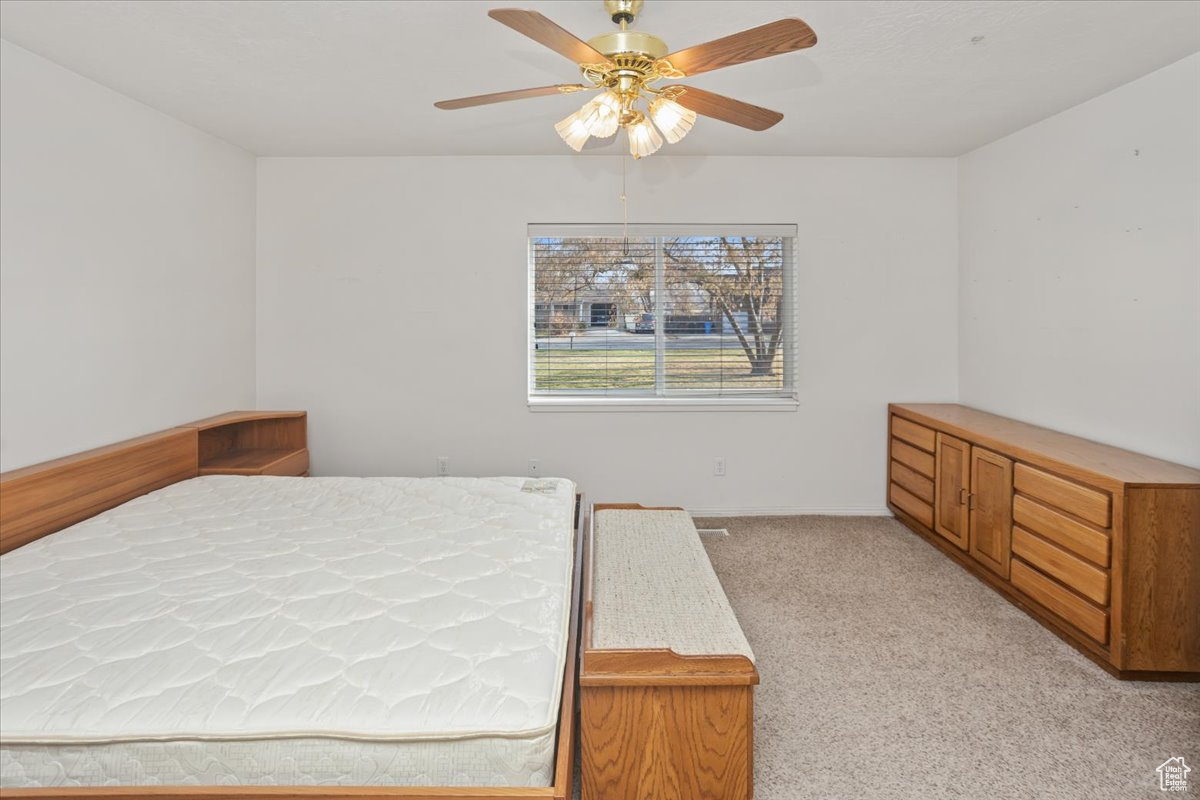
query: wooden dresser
[{"left": 887, "top": 403, "right": 1199, "bottom": 679}]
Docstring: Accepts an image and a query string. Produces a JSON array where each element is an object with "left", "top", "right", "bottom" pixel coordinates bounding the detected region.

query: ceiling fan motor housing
[
  {"left": 590, "top": 2, "right": 670, "bottom": 84},
  {"left": 587, "top": 30, "right": 669, "bottom": 61}
]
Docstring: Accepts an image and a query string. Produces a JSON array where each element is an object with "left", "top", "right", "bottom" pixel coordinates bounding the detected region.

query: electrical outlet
[
  {"left": 528, "top": 458, "right": 540, "bottom": 476},
  {"left": 437, "top": 456, "right": 449, "bottom": 476},
  {"left": 714, "top": 457, "right": 726, "bottom": 477}
]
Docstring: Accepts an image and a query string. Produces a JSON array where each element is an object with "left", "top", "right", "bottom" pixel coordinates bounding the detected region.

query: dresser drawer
[
  {"left": 891, "top": 459, "right": 934, "bottom": 504},
  {"left": 1012, "top": 526, "right": 1109, "bottom": 605},
  {"left": 1011, "top": 559, "right": 1109, "bottom": 645},
  {"left": 1014, "top": 464, "right": 1110, "bottom": 528},
  {"left": 891, "top": 439, "right": 935, "bottom": 479},
  {"left": 890, "top": 482, "right": 933, "bottom": 529},
  {"left": 891, "top": 416, "right": 936, "bottom": 452},
  {"left": 1013, "top": 495, "right": 1110, "bottom": 568}
]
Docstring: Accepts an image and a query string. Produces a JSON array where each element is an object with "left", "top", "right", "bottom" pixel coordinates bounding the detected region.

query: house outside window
[{"left": 528, "top": 224, "right": 797, "bottom": 411}]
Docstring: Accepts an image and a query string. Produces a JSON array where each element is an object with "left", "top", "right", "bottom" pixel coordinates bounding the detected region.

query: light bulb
[
  {"left": 555, "top": 110, "right": 591, "bottom": 152},
  {"left": 648, "top": 96, "right": 696, "bottom": 145},
  {"left": 626, "top": 113, "right": 663, "bottom": 160},
  {"left": 580, "top": 91, "right": 621, "bottom": 138}
]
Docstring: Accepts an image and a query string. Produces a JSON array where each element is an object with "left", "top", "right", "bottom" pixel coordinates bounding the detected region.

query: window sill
[{"left": 527, "top": 396, "right": 800, "bottom": 413}]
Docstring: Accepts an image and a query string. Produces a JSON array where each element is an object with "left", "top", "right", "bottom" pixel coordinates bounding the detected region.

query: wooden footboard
[{"left": 1, "top": 786, "right": 566, "bottom": 799}]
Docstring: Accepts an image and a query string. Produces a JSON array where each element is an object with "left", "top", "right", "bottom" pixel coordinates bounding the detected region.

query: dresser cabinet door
[
  {"left": 968, "top": 448, "right": 1013, "bottom": 578},
  {"left": 934, "top": 433, "right": 971, "bottom": 549}
]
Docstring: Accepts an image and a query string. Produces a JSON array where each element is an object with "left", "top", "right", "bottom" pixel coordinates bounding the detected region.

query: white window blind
[{"left": 529, "top": 224, "right": 796, "bottom": 405}]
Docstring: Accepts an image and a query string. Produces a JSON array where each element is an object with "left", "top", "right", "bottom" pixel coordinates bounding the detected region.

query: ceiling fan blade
[
  {"left": 435, "top": 84, "right": 589, "bottom": 110},
  {"left": 665, "top": 86, "right": 783, "bottom": 131},
  {"left": 488, "top": 9, "right": 613, "bottom": 66},
  {"left": 660, "top": 18, "right": 816, "bottom": 77}
]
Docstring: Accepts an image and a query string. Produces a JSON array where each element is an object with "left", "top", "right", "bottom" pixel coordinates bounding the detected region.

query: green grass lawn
[{"left": 533, "top": 348, "right": 783, "bottom": 391}]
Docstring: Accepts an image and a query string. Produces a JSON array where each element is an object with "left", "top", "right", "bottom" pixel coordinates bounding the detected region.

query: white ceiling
[{"left": 1, "top": 0, "right": 1197, "bottom": 157}]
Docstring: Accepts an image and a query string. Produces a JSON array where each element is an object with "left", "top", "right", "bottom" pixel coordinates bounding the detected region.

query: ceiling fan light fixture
[
  {"left": 626, "top": 112, "right": 663, "bottom": 159},
  {"left": 555, "top": 110, "right": 592, "bottom": 152},
  {"left": 438, "top": 4, "right": 815, "bottom": 159},
  {"left": 648, "top": 95, "right": 696, "bottom": 144}
]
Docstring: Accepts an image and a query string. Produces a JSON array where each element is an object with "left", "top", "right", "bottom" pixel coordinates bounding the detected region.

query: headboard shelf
[
  {"left": 185, "top": 410, "right": 307, "bottom": 430},
  {"left": 181, "top": 410, "right": 308, "bottom": 477},
  {"left": 199, "top": 447, "right": 308, "bottom": 476}
]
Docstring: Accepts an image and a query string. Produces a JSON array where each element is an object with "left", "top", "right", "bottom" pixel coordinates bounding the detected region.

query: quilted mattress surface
[{"left": 0, "top": 475, "right": 576, "bottom": 760}]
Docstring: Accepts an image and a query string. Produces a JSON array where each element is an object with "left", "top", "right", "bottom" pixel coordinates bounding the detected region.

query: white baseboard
[{"left": 686, "top": 506, "right": 895, "bottom": 517}]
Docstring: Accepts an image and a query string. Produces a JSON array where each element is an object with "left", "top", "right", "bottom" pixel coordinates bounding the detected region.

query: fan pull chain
[{"left": 621, "top": 156, "right": 629, "bottom": 256}]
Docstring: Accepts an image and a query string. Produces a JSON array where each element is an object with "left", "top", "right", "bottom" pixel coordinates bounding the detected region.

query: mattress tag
[{"left": 521, "top": 479, "right": 558, "bottom": 494}]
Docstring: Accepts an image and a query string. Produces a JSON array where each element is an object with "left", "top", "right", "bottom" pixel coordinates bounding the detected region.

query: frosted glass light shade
[
  {"left": 648, "top": 96, "right": 696, "bottom": 144},
  {"left": 581, "top": 91, "right": 622, "bottom": 138},
  {"left": 555, "top": 111, "right": 591, "bottom": 152},
  {"left": 556, "top": 92, "right": 622, "bottom": 151},
  {"left": 626, "top": 114, "right": 663, "bottom": 159}
]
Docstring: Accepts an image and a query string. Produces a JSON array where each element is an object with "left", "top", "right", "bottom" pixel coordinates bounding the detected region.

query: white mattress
[{"left": 0, "top": 475, "right": 577, "bottom": 788}]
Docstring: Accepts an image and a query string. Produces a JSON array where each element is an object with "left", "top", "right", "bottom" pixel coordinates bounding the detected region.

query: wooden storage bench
[{"left": 580, "top": 504, "right": 758, "bottom": 800}]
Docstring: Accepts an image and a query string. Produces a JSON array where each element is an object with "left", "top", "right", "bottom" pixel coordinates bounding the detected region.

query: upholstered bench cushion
[{"left": 592, "top": 509, "right": 754, "bottom": 660}]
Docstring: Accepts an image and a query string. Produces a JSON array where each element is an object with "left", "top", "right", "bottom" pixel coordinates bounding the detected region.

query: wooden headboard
[
  {"left": 0, "top": 411, "right": 307, "bottom": 554},
  {"left": 0, "top": 429, "right": 199, "bottom": 554}
]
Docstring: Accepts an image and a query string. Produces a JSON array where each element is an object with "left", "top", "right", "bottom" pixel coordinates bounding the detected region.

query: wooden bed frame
[{"left": 0, "top": 416, "right": 585, "bottom": 800}]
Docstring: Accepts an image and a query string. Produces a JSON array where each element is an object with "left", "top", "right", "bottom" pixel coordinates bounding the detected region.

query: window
[{"left": 529, "top": 224, "right": 797, "bottom": 409}]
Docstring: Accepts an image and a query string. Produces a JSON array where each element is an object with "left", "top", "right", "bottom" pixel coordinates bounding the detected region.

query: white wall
[
  {"left": 256, "top": 156, "right": 958, "bottom": 512},
  {"left": 7, "top": 37, "right": 1191, "bottom": 506},
  {"left": 7, "top": 38, "right": 1189, "bottom": 505},
  {"left": 959, "top": 53, "right": 1200, "bottom": 468},
  {"left": 0, "top": 41, "right": 257, "bottom": 471}
]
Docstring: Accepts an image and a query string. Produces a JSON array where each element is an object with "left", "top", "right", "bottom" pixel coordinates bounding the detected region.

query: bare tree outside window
[{"left": 664, "top": 236, "right": 784, "bottom": 378}]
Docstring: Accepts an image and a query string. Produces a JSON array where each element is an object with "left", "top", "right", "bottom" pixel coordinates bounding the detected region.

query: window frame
[{"left": 527, "top": 223, "right": 799, "bottom": 412}]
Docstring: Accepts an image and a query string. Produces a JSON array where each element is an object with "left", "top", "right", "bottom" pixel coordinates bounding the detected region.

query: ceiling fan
[{"left": 435, "top": 0, "right": 817, "bottom": 159}]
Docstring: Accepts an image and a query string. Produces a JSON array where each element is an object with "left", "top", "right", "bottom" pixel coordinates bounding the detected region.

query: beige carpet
[{"left": 575, "top": 515, "right": 1199, "bottom": 799}]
